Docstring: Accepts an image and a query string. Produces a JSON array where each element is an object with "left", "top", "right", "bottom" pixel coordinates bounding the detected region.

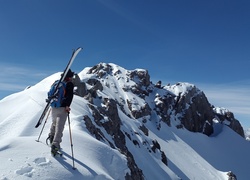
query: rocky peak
[
  {"left": 127, "top": 69, "right": 150, "bottom": 87},
  {"left": 87, "top": 63, "right": 113, "bottom": 78},
  {"left": 74, "top": 63, "right": 245, "bottom": 179},
  {"left": 77, "top": 63, "right": 244, "bottom": 137}
]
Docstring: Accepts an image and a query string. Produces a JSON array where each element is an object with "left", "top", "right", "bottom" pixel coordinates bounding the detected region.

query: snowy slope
[
  {"left": 0, "top": 73, "right": 129, "bottom": 180},
  {"left": 0, "top": 63, "right": 249, "bottom": 180}
]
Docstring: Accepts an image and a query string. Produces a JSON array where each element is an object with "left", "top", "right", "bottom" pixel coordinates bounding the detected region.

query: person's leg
[
  {"left": 52, "top": 107, "right": 67, "bottom": 149},
  {"left": 48, "top": 108, "right": 57, "bottom": 144}
]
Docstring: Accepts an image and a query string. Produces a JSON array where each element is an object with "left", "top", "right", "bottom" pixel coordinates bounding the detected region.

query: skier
[{"left": 48, "top": 69, "right": 75, "bottom": 155}]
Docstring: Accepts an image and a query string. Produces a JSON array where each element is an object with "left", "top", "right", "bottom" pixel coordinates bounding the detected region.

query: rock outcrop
[
  {"left": 213, "top": 107, "right": 245, "bottom": 137},
  {"left": 73, "top": 62, "right": 245, "bottom": 179},
  {"left": 169, "top": 83, "right": 214, "bottom": 136}
]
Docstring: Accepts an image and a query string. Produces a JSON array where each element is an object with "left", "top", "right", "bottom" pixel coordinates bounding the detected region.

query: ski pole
[
  {"left": 36, "top": 108, "right": 51, "bottom": 142},
  {"left": 68, "top": 112, "right": 76, "bottom": 170}
]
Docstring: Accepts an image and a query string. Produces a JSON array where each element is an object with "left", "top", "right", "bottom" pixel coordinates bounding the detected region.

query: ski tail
[
  {"left": 35, "top": 103, "right": 50, "bottom": 128},
  {"left": 35, "top": 47, "right": 82, "bottom": 128}
]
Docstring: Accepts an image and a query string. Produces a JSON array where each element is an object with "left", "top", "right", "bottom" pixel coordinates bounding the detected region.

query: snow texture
[{"left": 0, "top": 64, "right": 249, "bottom": 180}]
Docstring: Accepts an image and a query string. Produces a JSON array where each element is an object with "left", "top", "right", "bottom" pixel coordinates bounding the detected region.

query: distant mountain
[{"left": 0, "top": 62, "right": 249, "bottom": 180}]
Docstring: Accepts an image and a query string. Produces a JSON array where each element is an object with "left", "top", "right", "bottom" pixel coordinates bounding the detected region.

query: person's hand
[{"left": 65, "top": 106, "right": 71, "bottom": 112}]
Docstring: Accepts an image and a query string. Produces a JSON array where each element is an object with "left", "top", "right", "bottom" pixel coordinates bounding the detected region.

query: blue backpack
[{"left": 48, "top": 80, "right": 66, "bottom": 108}]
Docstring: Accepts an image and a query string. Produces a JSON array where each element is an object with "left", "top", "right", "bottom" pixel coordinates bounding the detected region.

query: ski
[{"left": 35, "top": 47, "right": 82, "bottom": 128}]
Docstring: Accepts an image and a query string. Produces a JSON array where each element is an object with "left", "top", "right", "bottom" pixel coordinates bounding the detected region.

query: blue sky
[{"left": 0, "top": 0, "right": 249, "bottom": 128}]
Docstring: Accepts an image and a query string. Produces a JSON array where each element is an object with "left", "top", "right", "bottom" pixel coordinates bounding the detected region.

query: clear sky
[{"left": 0, "top": 0, "right": 249, "bottom": 128}]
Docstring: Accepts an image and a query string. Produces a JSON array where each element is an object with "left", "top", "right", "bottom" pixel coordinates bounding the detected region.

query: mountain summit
[
  {"left": 0, "top": 62, "right": 248, "bottom": 180},
  {"left": 76, "top": 63, "right": 244, "bottom": 136}
]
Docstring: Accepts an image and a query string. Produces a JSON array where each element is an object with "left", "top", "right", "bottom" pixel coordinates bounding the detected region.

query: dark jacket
[{"left": 61, "top": 81, "right": 74, "bottom": 107}]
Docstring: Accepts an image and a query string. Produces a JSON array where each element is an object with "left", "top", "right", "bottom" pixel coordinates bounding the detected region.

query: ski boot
[{"left": 51, "top": 145, "right": 62, "bottom": 156}]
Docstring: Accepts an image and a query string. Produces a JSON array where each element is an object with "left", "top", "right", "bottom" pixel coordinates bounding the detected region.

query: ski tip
[
  {"left": 71, "top": 47, "right": 82, "bottom": 55},
  {"left": 76, "top": 47, "right": 83, "bottom": 52}
]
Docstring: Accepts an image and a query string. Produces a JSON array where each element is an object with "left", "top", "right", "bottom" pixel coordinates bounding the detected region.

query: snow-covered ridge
[
  {"left": 165, "top": 82, "right": 202, "bottom": 96},
  {"left": 0, "top": 62, "right": 248, "bottom": 180}
]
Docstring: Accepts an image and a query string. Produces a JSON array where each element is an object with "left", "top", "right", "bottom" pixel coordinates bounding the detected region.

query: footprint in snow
[
  {"left": 14, "top": 157, "right": 50, "bottom": 178},
  {"left": 33, "top": 157, "right": 51, "bottom": 166},
  {"left": 15, "top": 166, "right": 34, "bottom": 177}
]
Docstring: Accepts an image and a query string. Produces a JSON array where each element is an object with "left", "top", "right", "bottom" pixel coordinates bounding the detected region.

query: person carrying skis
[{"left": 48, "top": 69, "right": 74, "bottom": 155}]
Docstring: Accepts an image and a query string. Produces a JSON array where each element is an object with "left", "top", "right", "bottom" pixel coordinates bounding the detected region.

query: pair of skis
[{"left": 35, "top": 47, "right": 82, "bottom": 128}]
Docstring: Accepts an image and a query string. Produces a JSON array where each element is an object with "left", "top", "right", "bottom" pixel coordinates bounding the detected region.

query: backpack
[{"left": 48, "top": 80, "right": 66, "bottom": 108}]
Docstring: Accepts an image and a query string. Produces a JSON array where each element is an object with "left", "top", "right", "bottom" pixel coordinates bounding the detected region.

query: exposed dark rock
[
  {"left": 85, "top": 97, "right": 144, "bottom": 179},
  {"left": 155, "top": 80, "right": 162, "bottom": 88},
  {"left": 125, "top": 151, "right": 144, "bottom": 180},
  {"left": 174, "top": 84, "right": 214, "bottom": 136},
  {"left": 215, "top": 110, "right": 245, "bottom": 137},
  {"left": 203, "top": 121, "right": 214, "bottom": 136},
  {"left": 161, "top": 151, "right": 168, "bottom": 166},
  {"left": 73, "top": 74, "right": 87, "bottom": 97},
  {"left": 227, "top": 171, "right": 237, "bottom": 180},
  {"left": 83, "top": 115, "right": 104, "bottom": 141},
  {"left": 151, "top": 139, "right": 161, "bottom": 153},
  {"left": 151, "top": 140, "right": 168, "bottom": 166},
  {"left": 127, "top": 100, "right": 151, "bottom": 119},
  {"left": 128, "top": 69, "right": 150, "bottom": 87},
  {"left": 127, "top": 69, "right": 151, "bottom": 98},
  {"left": 229, "top": 119, "right": 245, "bottom": 137},
  {"left": 83, "top": 115, "right": 115, "bottom": 148},
  {"left": 88, "top": 104, "right": 103, "bottom": 126},
  {"left": 87, "top": 63, "right": 113, "bottom": 78},
  {"left": 176, "top": 124, "right": 184, "bottom": 129},
  {"left": 133, "top": 140, "right": 140, "bottom": 147},
  {"left": 139, "top": 124, "right": 149, "bottom": 136},
  {"left": 86, "top": 79, "right": 103, "bottom": 98},
  {"left": 100, "top": 98, "right": 121, "bottom": 136},
  {"left": 154, "top": 92, "right": 175, "bottom": 126}
]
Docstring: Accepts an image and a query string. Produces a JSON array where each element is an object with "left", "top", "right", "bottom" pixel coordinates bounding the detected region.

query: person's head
[{"left": 64, "top": 69, "right": 74, "bottom": 81}]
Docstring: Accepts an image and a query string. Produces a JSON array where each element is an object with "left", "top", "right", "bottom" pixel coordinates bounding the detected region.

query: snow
[
  {"left": 165, "top": 82, "right": 200, "bottom": 96},
  {"left": 0, "top": 64, "right": 250, "bottom": 180}
]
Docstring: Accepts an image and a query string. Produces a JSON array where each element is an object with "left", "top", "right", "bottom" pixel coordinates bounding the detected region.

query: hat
[{"left": 65, "top": 69, "right": 74, "bottom": 78}]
